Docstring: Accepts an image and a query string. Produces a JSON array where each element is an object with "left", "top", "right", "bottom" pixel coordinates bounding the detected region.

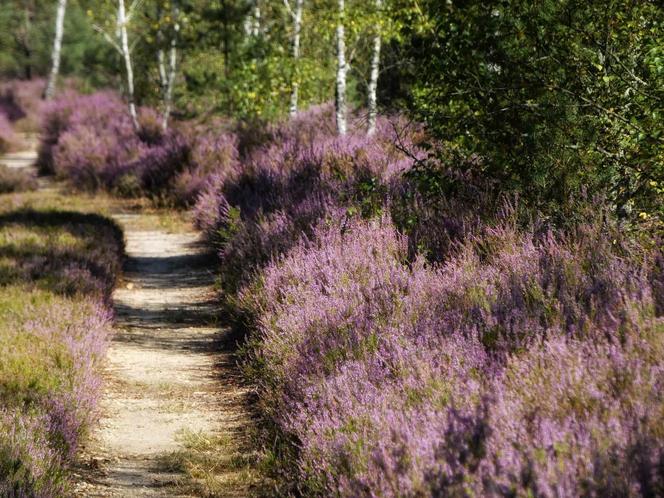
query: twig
[{"left": 92, "top": 23, "right": 122, "bottom": 54}]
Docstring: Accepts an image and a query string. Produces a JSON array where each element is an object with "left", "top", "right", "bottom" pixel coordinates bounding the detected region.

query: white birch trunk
[
  {"left": 366, "top": 0, "right": 382, "bottom": 136},
  {"left": 251, "top": 1, "right": 261, "bottom": 37},
  {"left": 161, "top": 3, "right": 179, "bottom": 131},
  {"left": 44, "top": 0, "right": 67, "bottom": 100},
  {"left": 157, "top": 20, "right": 167, "bottom": 93},
  {"left": 157, "top": 46, "right": 167, "bottom": 90},
  {"left": 335, "top": 0, "right": 347, "bottom": 135},
  {"left": 288, "top": 0, "right": 304, "bottom": 117},
  {"left": 118, "top": 0, "right": 139, "bottom": 130}
]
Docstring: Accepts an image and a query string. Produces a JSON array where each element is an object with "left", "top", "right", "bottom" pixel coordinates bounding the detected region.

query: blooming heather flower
[{"left": 239, "top": 212, "right": 661, "bottom": 497}]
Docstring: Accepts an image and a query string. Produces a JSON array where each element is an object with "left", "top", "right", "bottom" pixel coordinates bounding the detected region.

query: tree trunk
[
  {"left": 366, "top": 0, "right": 382, "bottom": 135},
  {"left": 118, "top": 0, "right": 139, "bottom": 130},
  {"left": 335, "top": 0, "right": 347, "bottom": 135},
  {"left": 288, "top": 0, "right": 304, "bottom": 118},
  {"left": 161, "top": 2, "right": 179, "bottom": 131},
  {"left": 44, "top": 0, "right": 67, "bottom": 100},
  {"left": 157, "top": 44, "right": 167, "bottom": 93},
  {"left": 156, "top": 9, "right": 167, "bottom": 94},
  {"left": 251, "top": 1, "right": 261, "bottom": 37}
]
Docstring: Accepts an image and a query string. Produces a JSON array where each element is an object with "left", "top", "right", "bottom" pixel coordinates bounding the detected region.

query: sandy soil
[
  {"left": 4, "top": 138, "right": 252, "bottom": 497},
  {"left": 73, "top": 215, "right": 252, "bottom": 497}
]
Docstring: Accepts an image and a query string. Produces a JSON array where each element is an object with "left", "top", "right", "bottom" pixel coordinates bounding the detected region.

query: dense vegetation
[
  {"left": 1, "top": 0, "right": 663, "bottom": 496},
  {"left": 393, "top": 0, "right": 664, "bottom": 227}
]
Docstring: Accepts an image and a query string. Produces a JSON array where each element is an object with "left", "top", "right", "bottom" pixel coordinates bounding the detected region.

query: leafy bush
[{"left": 390, "top": 0, "right": 664, "bottom": 229}]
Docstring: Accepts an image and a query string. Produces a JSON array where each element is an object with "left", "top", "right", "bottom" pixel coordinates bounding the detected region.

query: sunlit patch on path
[{"left": 73, "top": 214, "right": 252, "bottom": 497}]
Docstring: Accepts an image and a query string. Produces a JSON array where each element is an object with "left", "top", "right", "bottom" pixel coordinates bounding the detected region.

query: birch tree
[
  {"left": 90, "top": 0, "right": 141, "bottom": 130},
  {"left": 335, "top": 0, "right": 348, "bottom": 135},
  {"left": 244, "top": 0, "right": 261, "bottom": 38},
  {"left": 160, "top": 1, "right": 179, "bottom": 130},
  {"left": 366, "top": 0, "right": 382, "bottom": 135},
  {"left": 156, "top": 7, "right": 167, "bottom": 95},
  {"left": 118, "top": 0, "right": 138, "bottom": 129},
  {"left": 284, "top": 0, "right": 304, "bottom": 117},
  {"left": 44, "top": 0, "right": 67, "bottom": 100}
]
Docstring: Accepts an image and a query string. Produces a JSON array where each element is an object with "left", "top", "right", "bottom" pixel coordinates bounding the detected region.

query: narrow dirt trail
[
  {"left": 3, "top": 137, "right": 252, "bottom": 497},
  {"left": 74, "top": 215, "right": 252, "bottom": 497},
  {"left": 0, "top": 135, "right": 39, "bottom": 171}
]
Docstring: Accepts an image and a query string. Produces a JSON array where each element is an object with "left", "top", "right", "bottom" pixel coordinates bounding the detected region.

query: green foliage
[
  {"left": 3, "top": 0, "right": 661, "bottom": 229},
  {"left": 388, "top": 0, "right": 664, "bottom": 228},
  {"left": 0, "top": 1, "right": 113, "bottom": 86},
  {"left": 175, "top": 0, "right": 338, "bottom": 120}
]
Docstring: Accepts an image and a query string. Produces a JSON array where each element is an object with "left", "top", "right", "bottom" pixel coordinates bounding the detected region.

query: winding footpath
[{"left": 4, "top": 139, "right": 252, "bottom": 497}]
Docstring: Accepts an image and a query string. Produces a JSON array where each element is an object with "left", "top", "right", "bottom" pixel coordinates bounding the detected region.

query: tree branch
[
  {"left": 92, "top": 23, "right": 122, "bottom": 54},
  {"left": 282, "top": 0, "right": 296, "bottom": 19},
  {"left": 126, "top": 0, "right": 145, "bottom": 23}
]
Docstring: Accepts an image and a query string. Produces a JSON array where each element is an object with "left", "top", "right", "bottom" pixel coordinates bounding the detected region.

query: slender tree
[
  {"left": 44, "top": 0, "right": 67, "bottom": 100},
  {"left": 366, "top": 0, "right": 382, "bottom": 135},
  {"left": 91, "top": 0, "right": 140, "bottom": 130},
  {"left": 156, "top": 6, "right": 167, "bottom": 95},
  {"left": 247, "top": 0, "right": 261, "bottom": 37},
  {"left": 285, "top": 0, "right": 304, "bottom": 117},
  {"left": 335, "top": 0, "right": 347, "bottom": 135},
  {"left": 161, "top": 1, "right": 179, "bottom": 130},
  {"left": 118, "top": 0, "right": 138, "bottom": 129}
]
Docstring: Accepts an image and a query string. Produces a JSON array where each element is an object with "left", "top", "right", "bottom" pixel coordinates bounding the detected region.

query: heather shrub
[
  {"left": 37, "top": 90, "right": 139, "bottom": 177},
  {"left": 187, "top": 104, "right": 662, "bottom": 495},
  {"left": 170, "top": 130, "right": 240, "bottom": 207},
  {"left": 37, "top": 89, "right": 240, "bottom": 206},
  {"left": 0, "top": 289, "right": 112, "bottom": 497},
  {"left": 194, "top": 105, "right": 422, "bottom": 294},
  {"left": 239, "top": 210, "right": 661, "bottom": 496},
  {"left": 37, "top": 91, "right": 77, "bottom": 175},
  {"left": 0, "top": 409, "right": 67, "bottom": 498},
  {"left": 136, "top": 107, "right": 165, "bottom": 145},
  {"left": 0, "top": 209, "right": 123, "bottom": 301},
  {"left": 108, "top": 131, "right": 191, "bottom": 202},
  {"left": 0, "top": 79, "right": 47, "bottom": 133},
  {"left": 464, "top": 329, "right": 664, "bottom": 497},
  {"left": 0, "top": 88, "right": 26, "bottom": 122},
  {"left": 46, "top": 92, "right": 145, "bottom": 189}
]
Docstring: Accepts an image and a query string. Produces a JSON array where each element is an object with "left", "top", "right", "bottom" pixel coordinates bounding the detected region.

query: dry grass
[{"left": 158, "top": 429, "right": 261, "bottom": 498}]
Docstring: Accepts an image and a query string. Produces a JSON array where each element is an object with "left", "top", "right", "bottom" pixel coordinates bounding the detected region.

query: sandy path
[
  {"left": 2, "top": 137, "right": 251, "bottom": 496},
  {"left": 0, "top": 134, "right": 39, "bottom": 169},
  {"left": 74, "top": 215, "right": 251, "bottom": 497}
]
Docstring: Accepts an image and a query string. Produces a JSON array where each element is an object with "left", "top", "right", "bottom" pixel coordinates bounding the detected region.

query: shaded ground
[{"left": 3, "top": 136, "right": 254, "bottom": 497}]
